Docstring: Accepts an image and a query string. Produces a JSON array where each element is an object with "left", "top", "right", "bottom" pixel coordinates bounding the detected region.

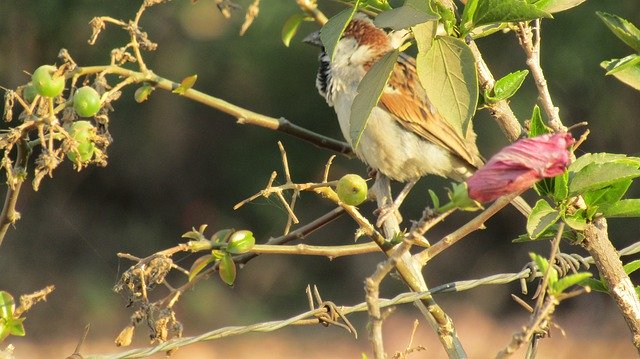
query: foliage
[{"left": 1, "top": 0, "right": 640, "bottom": 358}]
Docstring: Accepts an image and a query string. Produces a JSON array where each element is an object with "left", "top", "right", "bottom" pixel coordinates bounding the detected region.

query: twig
[
  {"left": 416, "top": 191, "right": 522, "bottom": 265},
  {"left": 582, "top": 217, "right": 640, "bottom": 352},
  {"left": 365, "top": 242, "right": 411, "bottom": 359},
  {"left": 371, "top": 175, "right": 468, "bottom": 358},
  {"left": 516, "top": 21, "right": 565, "bottom": 132},
  {"left": 249, "top": 242, "right": 380, "bottom": 257},
  {"left": 468, "top": 42, "right": 524, "bottom": 142},
  {"left": 159, "top": 207, "right": 346, "bottom": 306},
  {"left": 297, "top": 0, "right": 328, "bottom": 25},
  {"left": 496, "top": 295, "right": 557, "bottom": 358},
  {"left": 533, "top": 222, "right": 565, "bottom": 311},
  {"left": 70, "top": 65, "right": 353, "bottom": 156},
  {"left": 0, "top": 138, "right": 29, "bottom": 247}
]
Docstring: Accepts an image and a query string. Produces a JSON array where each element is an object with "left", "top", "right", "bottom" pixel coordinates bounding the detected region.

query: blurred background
[{"left": 0, "top": 0, "right": 639, "bottom": 357}]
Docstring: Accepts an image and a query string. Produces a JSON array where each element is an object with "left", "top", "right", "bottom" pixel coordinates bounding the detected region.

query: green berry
[
  {"left": 226, "top": 230, "right": 255, "bottom": 254},
  {"left": 66, "top": 121, "right": 96, "bottom": 163},
  {"left": 73, "top": 86, "right": 101, "bottom": 117},
  {"left": 336, "top": 174, "right": 368, "bottom": 206},
  {"left": 31, "top": 65, "right": 65, "bottom": 98}
]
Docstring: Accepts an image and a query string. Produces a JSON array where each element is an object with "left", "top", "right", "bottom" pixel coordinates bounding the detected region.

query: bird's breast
[{"left": 334, "top": 98, "right": 471, "bottom": 182}]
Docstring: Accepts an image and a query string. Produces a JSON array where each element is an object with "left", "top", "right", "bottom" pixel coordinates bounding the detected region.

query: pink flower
[{"left": 467, "top": 133, "right": 574, "bottom": 202}]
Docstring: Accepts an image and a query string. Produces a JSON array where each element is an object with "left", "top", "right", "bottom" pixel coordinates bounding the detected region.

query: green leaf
[
  {"left": 599, "top": 199, "right": 640, "bottom": 218},
  {"left": 189, "top": 254, "right": 215, "bottom": 282},
  {"left": 211, "top": 229, "right": 233, "bottom": 244},
  {"left": 417, "top": 36, "right": 478, "bottom": 136},
  {"left": 551, "top": 272, "right": 592, "bottom": 295},
  {"left": 527, "top": 200, "right": 560, "bottom": 239},
  {"left": 529, "top": 252, "right": 558, "bottom": 285},
  {"left": 413, "top": 20, "right": 438, "bottom": 54},
  {"left": 485, "top": 69, "right": 529, "bottom": 103},
  {"left": 461, "top": 0, "right": 551, "bottom": 35},
  {"left": 604, "top": 54, "right": 640, "bottom": 76},
  {"left": 601, "top": 57, "right": 640, "bottom": 91},
  {"left": 583, "top": 179, "right": 632, "bottom": 207},
  {"left": 428, "top": 189, "right": 440, "bottom": 209},
  {"left": 282, "top": 14, "right": 306, "bottom": 47},
  {"left": 568, "top": 162, "right": 640, "bottom": 195},
  {"left": 134, "top": 84, "right": 154, "bottom": 103},
  {"left": 226, "top": 230, "right": 256, "bottom": 254},
  {"left": 172, "top": 74, "right": 198, "bottom": 95},
  {"left": 597, "top": 12, "right": 640, "bottom": 52},
  {"left": 580, "top": 277, "right": 608, "bottom": 293},
  {"left": 563, "top": 211, "right": 587, "bottom": 231},
  {"left": 320, "top": 3, "right": 361, "bottom": 62},
  {"left": 0, "top": 292, "right": 16, "bottom": 319},
  {"left": 8, "top": 318, "right": 25, "bottom": 337},
  {"left": 569, "top": 153, "right": 632, "bottom": 174},
  {"left": 350, "top": 49, "right": 400, "bottom": 148},
  {"left": 531, "top": 0, "right": 586, "bottom": 13},
  {"left": 374, "top": 0, "right": 438, "bottom": 30},
  {"left": 624, "top": 259, "right": 640, "bottom": 275},
  {"left": 218, "top": 252, "right": 237, "bottom": 286},
  {"left": 529, "top": 104, "right": 549, "bottom": 137},
  {"left": 553, "top": 171, "right": 569, "bottom": 201}
]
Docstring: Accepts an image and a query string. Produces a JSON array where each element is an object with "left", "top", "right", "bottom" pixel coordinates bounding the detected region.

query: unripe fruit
[
  {"left": 336, "top": 174, "right": 368, "bottom": 206},
  {"left": 73, "top": 86, "right": 101, "bottom": 117},
  {"left": 66, "top": 120, "right": 96, "bottom": 163},
  {"left": 226, "top": 230, "right": 255, "bottom": 254},
  {"left": 31, "top": 65, "right": 65, "bottom": 98}
]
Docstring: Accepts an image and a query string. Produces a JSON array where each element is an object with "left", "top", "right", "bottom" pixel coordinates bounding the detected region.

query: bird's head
[{"left": 304, "top": 14, "right": 406, "bottom": 68}]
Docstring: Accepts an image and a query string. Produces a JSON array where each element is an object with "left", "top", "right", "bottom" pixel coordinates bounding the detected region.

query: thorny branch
[{"left": 516, "top": 20, "right": 566, "bottom": 132}]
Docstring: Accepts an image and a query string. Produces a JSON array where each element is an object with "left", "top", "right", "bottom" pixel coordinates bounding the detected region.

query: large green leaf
[
  {"left": 601, "top": 56, "right": 640, "bottom": 91},
  {"left": 374, "top": 0, "right": 438, "bottom": 30},
  {"left": 569, "top": 153, "right": 630, "bottom": 174},
  {"left": 417, "top": 36, "right": 477, "bottom": 136},
  {"left": 461, "top": 0, "right": 551, "bottom": 35},
  {"left": 527, "top": 199, "right": 560, "bottom": 239},
  {"left": 320, "top": 3, "right": 361, "bottom": 62},
  {"left": 531, "top": 0, "right": 586, "bottom": 13},
  {"left": 583, "top": 179, "right": 632, "bottom": 208},
  {"left": 569, "top": 162, "right": 640, "bottom": 195},
  {"left": 599, "top": 199, "right": 640, "bottom": 218},
  {"left": 413, "top": 20, "right": 438, "bottom": 54},
  {"left": 350, "top": 50, "right": 401, "bottom": 148},
  {"left": 597, "top": 12, "right": 640, "bottom": 52}
]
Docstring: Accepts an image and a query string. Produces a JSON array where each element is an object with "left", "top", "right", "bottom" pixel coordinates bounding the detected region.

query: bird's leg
[{"left": 375, "top": 180, "right": 417, "bottom": 228}]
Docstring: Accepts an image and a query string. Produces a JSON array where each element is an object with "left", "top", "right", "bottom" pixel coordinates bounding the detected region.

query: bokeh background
[{"left": 1, "top": 0, "right": 640, "bottom": 358}]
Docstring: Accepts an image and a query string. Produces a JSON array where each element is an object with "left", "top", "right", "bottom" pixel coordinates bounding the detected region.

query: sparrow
[
  {"left": 305, "top": 14, "right": 484, "bottom": 186},
  {"left": 305, "top": 14, "right": 488, "bottom": 220}
]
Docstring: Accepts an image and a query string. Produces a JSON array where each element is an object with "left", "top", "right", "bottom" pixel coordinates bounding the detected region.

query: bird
[
  {"left": 304, "top": 14, "right": 496, "bottom": 223},
  {"left": 305, "top": 14, "right": 484, "bottom": 185}
]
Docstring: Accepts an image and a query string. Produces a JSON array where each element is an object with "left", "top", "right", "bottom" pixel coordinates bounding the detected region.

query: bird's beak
[{"left": 302, "top": 30, "right": 323, "bottom": 47}]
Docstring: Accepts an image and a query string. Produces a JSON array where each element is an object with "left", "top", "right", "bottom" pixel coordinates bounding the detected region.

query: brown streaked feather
[{"left": 378, "top": 54, "right": 484, "bottom": 169}]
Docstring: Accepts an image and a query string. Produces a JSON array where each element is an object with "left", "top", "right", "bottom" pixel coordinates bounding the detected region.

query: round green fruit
[
  {"left": 66, "top": 121, "right": 96, "bottom": 163},
  {"left": 31, "top": 65, "right": 65, "bottom": 98},
  {"left": 226, "top": 230, "right": 255, "bottom": 254},
  {"left": 336, "top": 174, "right": 368, "bottom": 206},
  {"left": 73, "top": 86, "right": 101, "bottom": 117}
]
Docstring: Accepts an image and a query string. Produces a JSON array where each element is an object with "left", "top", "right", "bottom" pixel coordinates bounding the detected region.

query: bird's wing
[{"left": 378, "top": 54, "right": 483, "bottom": 168}]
